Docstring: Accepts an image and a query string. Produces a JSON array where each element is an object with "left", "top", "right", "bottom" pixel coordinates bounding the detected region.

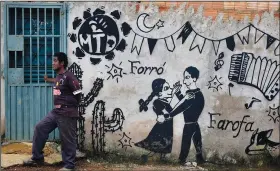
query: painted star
[
  {"left": 155, "top": 19, "right": 164, "bottom": 29},
  {"left": 106, "top": 62, "right": 127, "bottom": 83},
  {"left": 266, "top": 104, "right": 280, "bottom": 123},
  {"left": 118, "top": 132, "right": 132, "bottom": 150},
  {"left": 207, "top": 75, "right": 223, "bottom": 92}
]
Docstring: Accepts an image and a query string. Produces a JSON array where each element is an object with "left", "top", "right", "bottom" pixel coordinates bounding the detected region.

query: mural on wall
[
  {"left": 118, "top": 132, "right": 133, "bottom": 151},
  {"left": 245, "top": 129, "right": 280, "bottom": 156},
  {"left": 131, "top": 18, "right": 280, "bottom": 56},
  {"left": 244, "top": 97, "right": 261, "bottom": 109},
  {"left": 228, "top": 52, "right": 279, "bottom": 101},
  {"left": 68, "top": 7, "right": 132, "bottom": 65},
  {"left": 136, "top": 13, "right": 165, "bottom": 33},
  {"left": 68, "top": 62, "right": 104, "bottom": 151},
  {"left": 266, "top": 104, "right": 280, "bottom": 123},
  {"left": 91, "top": 100, "right": 125, "bottom": 154},
  {"left": 214, "top": 52, "right": 225, "bottom": 71},
  {"left": 207, "top": 75, "right": 223, "bottom": 92},
  {"left": 208, "top": 112, "right": 255, "bottom": 138},
  {"left": 136, "top": 66, "right": 206, "bottom": 164},
  {"left": 228, "top": 83, "right": 234, "bottom": 96},
  {"left": 106, "top": 60, "right": 166, "bottom": 83}
]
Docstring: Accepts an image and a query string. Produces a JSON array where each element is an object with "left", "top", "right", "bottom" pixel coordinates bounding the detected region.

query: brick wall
[{"left": 136, "top": 2, "right": 280, "bottom": 20}]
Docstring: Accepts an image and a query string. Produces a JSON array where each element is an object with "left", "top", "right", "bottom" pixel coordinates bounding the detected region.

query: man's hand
[
  {"left": 44, "top": 75, "right": 48, "bottom": 81},
  {"left": 172, "top": 81, "right": 182, "bottom": 96}
]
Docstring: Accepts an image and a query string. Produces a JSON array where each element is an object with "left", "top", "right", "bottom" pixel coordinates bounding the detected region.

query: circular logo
[{"left": 78, "top": 15, "right": 120, "bottom": 55}]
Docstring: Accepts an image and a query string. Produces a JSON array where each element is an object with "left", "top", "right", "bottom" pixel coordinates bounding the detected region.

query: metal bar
[
  {"left": 7, "top": 3, "right": 63, "bottom": 8},
  {"left": 44, "top": 8, "right": 47, "bottom": 115},
  {"left": 12, "top": 35, "right": 61, "bottom": 37},
  {"left": 37, "top": 8, "right": 39, "bottom": 83},
  {"left": 15, "top": 7, "right": 16, "bottom": 35},
  {"left": 15, "top": 51, "right": 17, "bottom": 68},
  {"left": 52, "top": 8, "right": 54, "bottom": 78},
  {"left": 22, "top": 8, "right": 24, "bottom": 73},
  {"left": 30, "top": 8, "right": 31, "bottom": 83}
]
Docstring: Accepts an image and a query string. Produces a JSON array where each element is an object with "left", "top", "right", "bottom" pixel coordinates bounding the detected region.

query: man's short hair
[
  {"left": 54, "top": 52, "right": 68, "bottom": 68},
  {"left": 184, "top": 66, "right": 199, "bottom": 79}
]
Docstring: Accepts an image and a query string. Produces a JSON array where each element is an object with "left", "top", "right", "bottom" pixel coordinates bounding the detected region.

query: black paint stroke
[
  {"left": 131, "top": 34, "right": 144, "bottom": 55},
  {"left": 228, "top": 83, "right": 234, "bottom": 96},
  {"left": 83, "top": 8, "right": 92, "bottom": 19},
  {"left": 228, "top": 52, "right": 280, "bottom": 101},
  {"left": 164, "top": 36, "right": 175, "bottom": 52},
  {"left": 136, "top": 13, "right": 155, "bottom": 33},
  {"left": 266, "top": 35, "right": 276, "bottom": 49},
  {"left": 254, "top": 28, "right": 265, "bottom": 44},
  {"left": 118, "top": 132, "right": 133, "bottom": 151},
  {"left": 106, "top": 63, "right": 126, "bottom": 83},
  {"left": 266, "top": 104, "right": 280, "bottom": 123},
  {"left": 121, "top": 22, "right": 132, "bottom": 37},
  {"left": 105, "top": 52, "right": 115, "bottom": 60},
  {"left": 207, "top": 75, "right": 223, "bottom": 92},
  {"left": 90, "top": 58, "right": 102, "bottom": 65},
  {"left": 92, "top": 8, "right": 105, "bottom": 16},
  {"left": 72, "top": 17, "right": 82, "bottom": 30},
  {"left": 275, "top": 42, "right": 280, "bottom": 56},
  {"left": 226, "top": 36, "right": 235, "bottom": 51},
  {"left": 110, "top": 10, "right": 121, "bottom": 20},
  {"left": 245, "top": 129, "right": 280, "bottom": 156},
  {"left": 214, "top": 52, "right": 224, "bottom": 71},
  {"left": 68, "top": 33, "right": 77, "bottom": 43},
  {"left": 83, "top": 78, "right": 104, "bottom": 107},
  {"left": 212, "top": 40, "right": 221, "bottom": 55},
  {"left": 177, "top": 21, "right": 193, "bottom": 44},
  {"left": 147, "top": 38, "right": 158, "bottom": 55},
  {"left": 237, "top": 25, "right": 251, "bottom": 44},
  {"left": 91, "top": 101, "right": 125, "bottom": 154},
  {"left": 245, "top": 97, "right": 261, "bottom": 109},
  {"left": 155, "top": 20, "right": 164, "bottom": 29},
  {"left": 75, "top": 47, "right": 85, "bottom": 58},
  {"left": 116, "top": 39, "right": 127, "bottom": 52},
  {"left": 189, "top": 34, "right": 206, "bottom": 54}
]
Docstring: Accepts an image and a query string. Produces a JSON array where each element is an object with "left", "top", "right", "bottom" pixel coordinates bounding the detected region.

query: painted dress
[{"left": 135, "top": 99, "right": 173, "bottom": 154}]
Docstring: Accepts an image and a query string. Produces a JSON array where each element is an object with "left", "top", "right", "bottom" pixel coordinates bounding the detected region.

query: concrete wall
[
  {"left": 1, "top": 2, "right": 279, "bottom": 163},
  {"left": 67, "top": 2, "right": 279, "bottom": 162}
]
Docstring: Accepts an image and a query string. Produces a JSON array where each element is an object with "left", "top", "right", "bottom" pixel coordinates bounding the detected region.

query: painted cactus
[{"left": 91, "top": 100, "right": 125, "bottom": 154}]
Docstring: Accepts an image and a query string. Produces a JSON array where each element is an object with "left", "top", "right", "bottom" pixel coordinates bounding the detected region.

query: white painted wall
[{"left": 67, "top": 2, "right": 279, "bottom": 161}]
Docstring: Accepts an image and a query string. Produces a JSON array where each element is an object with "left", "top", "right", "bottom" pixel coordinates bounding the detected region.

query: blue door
[{"left": 4, "top": 3, "right": 67, "bottom": 141}]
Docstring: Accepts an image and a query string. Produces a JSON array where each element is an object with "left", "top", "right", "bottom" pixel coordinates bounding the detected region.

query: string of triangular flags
[{"left": 131, "top": 22, "right": 280, "bottom": 56}]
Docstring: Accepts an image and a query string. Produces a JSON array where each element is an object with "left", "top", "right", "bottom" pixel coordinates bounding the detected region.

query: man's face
[
  {"left": 52, "top": 57, "right": 64, "bottom": 71},
  {"left": 183, "top": 71, "right": 196, "bottom": 87}
]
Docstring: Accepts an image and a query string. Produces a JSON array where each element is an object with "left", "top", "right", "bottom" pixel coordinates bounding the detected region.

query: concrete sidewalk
[{"left": 1, "top": 142, "right": 85, "bottom": 168}]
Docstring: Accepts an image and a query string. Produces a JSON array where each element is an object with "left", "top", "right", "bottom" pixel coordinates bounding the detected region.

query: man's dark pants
[
  {"left": 179, "top": 123, "right": 203, "bottom": 163},
  {"left": 31, "top": 111, "right": 77, "bottom": 169}
]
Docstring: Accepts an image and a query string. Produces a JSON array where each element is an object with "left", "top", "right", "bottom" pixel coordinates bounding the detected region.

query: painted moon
[{"left": 136, "top": 13, "right": 155, "bottom": 33}]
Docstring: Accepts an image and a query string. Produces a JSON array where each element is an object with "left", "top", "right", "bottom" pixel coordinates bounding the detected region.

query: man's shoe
[
  {"left": 58, "top": 167, "right": 75, "bottom": 171},
  {"left": 196, "top": 153, "right": 206, "bottom": 164},
  {"left": 23, "top": 158, "right": 44, "bottom": 166}
]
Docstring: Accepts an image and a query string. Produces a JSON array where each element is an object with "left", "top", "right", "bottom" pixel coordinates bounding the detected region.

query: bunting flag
[
  {"left": 130, "top": 22, "right": 279, "bottom": 56},
  {"left": 190, "top": 34, "right": 206, "bottom": 54},
  {"left": 164, "top": 36, "right": 175, "bottom": 52},
  {"left": 237, "top": 25, "right": 251, "bottom": 44}
]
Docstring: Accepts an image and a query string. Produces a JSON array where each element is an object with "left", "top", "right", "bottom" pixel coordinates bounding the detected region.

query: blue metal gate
[{"left": 4, "top": 3, "right": 67, "bottom": 141}]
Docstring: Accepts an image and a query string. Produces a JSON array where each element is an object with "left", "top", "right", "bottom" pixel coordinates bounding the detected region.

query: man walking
[
  {"left": 166, "top": 66, "right": 205, "bottom": 166},
  {"left": 23, "top": 52, "right": 81, "bottom": 171}
]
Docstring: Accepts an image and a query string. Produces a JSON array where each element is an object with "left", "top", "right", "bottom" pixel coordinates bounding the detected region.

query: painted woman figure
[{"left": 135, "top": 78, "right": 174, "bottom": 159}]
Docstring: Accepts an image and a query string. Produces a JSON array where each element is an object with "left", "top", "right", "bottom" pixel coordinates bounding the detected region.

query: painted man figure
[
  {"left": 23, "top": 52, "right": 82, "bottom": 171},
  {"left": 165, "top": 66, "right": 205, "bottom": 166}
]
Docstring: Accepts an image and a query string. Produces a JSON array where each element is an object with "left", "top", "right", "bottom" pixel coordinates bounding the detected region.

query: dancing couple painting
[{"left": 135, "top": 66, "right": 205, "bottom": 165}]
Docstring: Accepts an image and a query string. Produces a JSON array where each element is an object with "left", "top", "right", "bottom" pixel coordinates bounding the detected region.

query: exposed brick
[
  {"left": 165, "top": 2, "right": 178, "bottom": 7},
  {"left": 212, "top": 2, "right": 224, "bottom": 10},
  {"left": 247, "top": 2, "right": 258, "bottom": 10},
  {"left": 268, "top": 2, "right": 279, "bottom": 11},
  {"left": 234, "top": 2, "right": 247, "bottom": 11},
  {"left": 201, "top": 2, "right": 213, "bottom": 9},
  {"left": 224, "top": 2, "right": 235, "bottom": 9},
  {"left": 188, "top": 2, "right": 203, "bottom": 9},
  {"left": 257, "top": 2, "right": 269, "bottom": 10},
  {"left": 204, "top": 9, "right": 218, "bottom": 18},
  {"left": 153, "top": 1, "right": 166, "bottom": 7}
]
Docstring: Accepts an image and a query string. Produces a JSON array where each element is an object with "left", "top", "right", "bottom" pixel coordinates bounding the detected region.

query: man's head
[
  {"left": 183, "top": 66, "right": 199, "bottom": 87},
  {"left": 53, "top": 52, "right": 68, "bottom": 71}
]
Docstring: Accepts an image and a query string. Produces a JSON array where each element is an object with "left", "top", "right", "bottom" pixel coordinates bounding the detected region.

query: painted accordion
[{"left": 228, "top": 52, "right": 279, "bottom": 101}]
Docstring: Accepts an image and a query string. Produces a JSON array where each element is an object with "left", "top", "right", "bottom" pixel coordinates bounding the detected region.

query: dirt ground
[{"left": 3, "top": 158, "right": 280, "bottom": 171}]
